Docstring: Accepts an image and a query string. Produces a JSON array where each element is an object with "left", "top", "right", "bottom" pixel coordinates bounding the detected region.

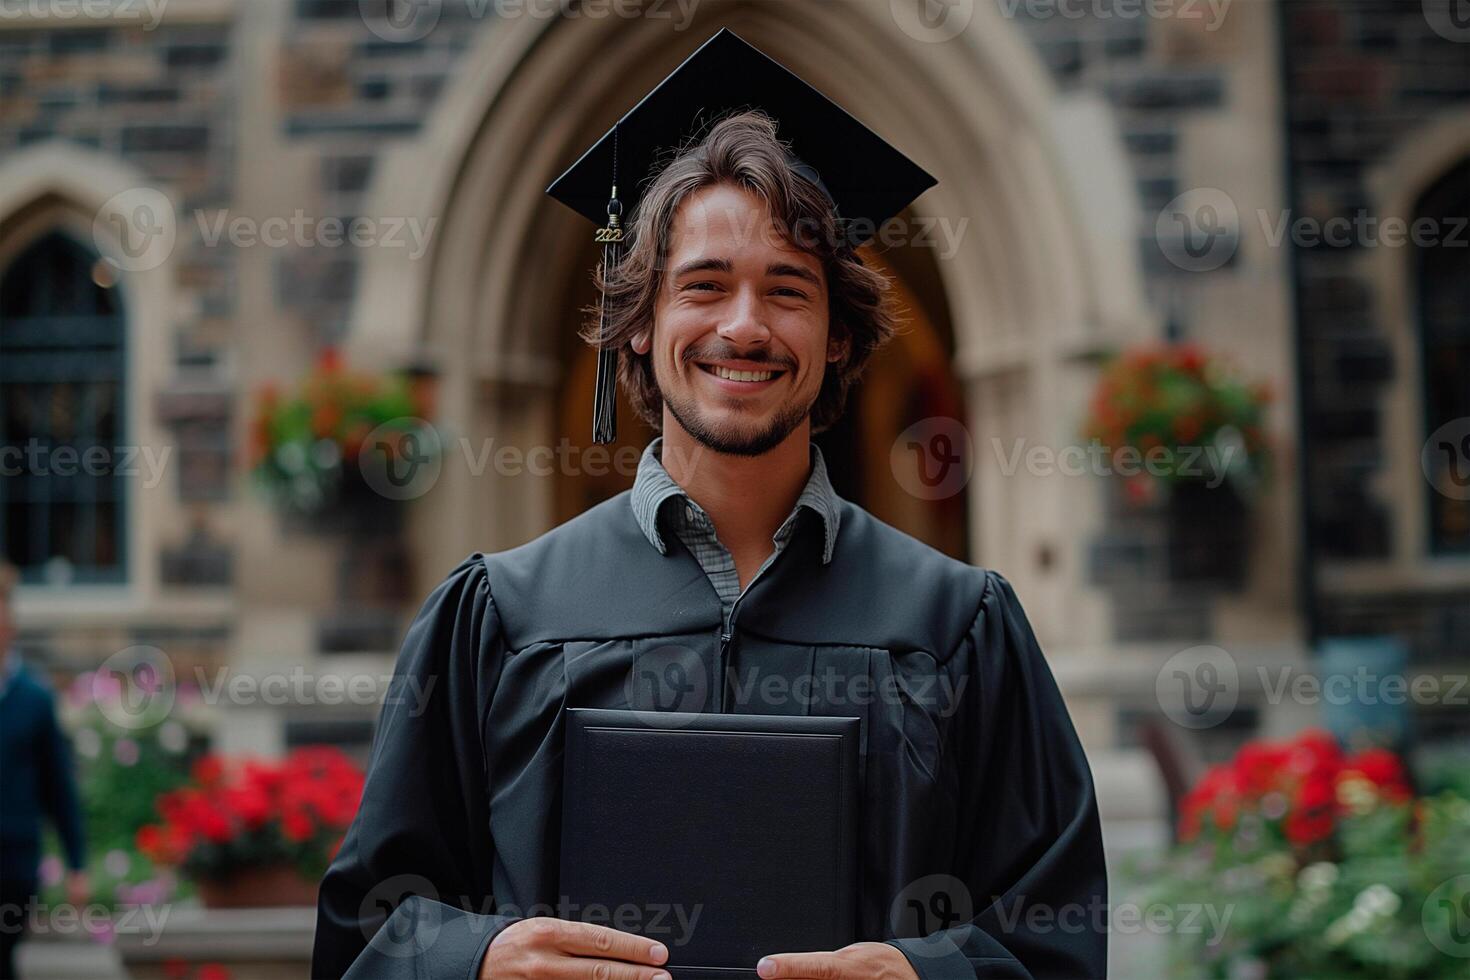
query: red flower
[
  {"left": 1296, "top": 774, "right": 1335, "bottom": 810},
  {"left": 1284, "top": 771, "right": 1339, "bottom": 846},
  {"left": 196, "top": 803, "right": 234, "bottom": 844},
  {"left": 1235, "top": 741, "right": 1292, "bottom": 796},
  {"left": 136, "top": 825, "right": 170, "bottom": 863},
  {"left": 191, "top": 756, "right": 225, "bottom": 787},
  {"left": 282, "top": 809, "right": 315, "bottom": 843},
  {"left": 1284, "top": 806, "right": 1334, "bottom": 846},
  {"left": 311, "top": 403, "right": 344, "bottom": 438},
  {"left": 1175, "top": 344, "right": 1205, "bottom": 375},
  {"left": 1340, "top": 748, "right": 1411, "bottom": 801},
  {"left": 1123, "top": 475, "right": 1156, "bottom": 506},
  {"left": 1175, "top": 729, "right": 1418, "bottom": 851},
  {"left": 223, "top": 786, "right": 271, "bottom": 829},
  {"left": 342, "top": 421, "right": 371, "bottom": 461},
  {"left": 1290, "top": 728, "right": 1343, "bottom": 773},
  {"left": 142, "top": 747, "right": 365, "bottom": 872},
  {"left": 1179, "top": 764, "right": 1242, "bottom": 841}
]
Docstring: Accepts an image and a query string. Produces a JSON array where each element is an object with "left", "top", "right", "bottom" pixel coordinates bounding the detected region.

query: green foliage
[
  {"left": 1144, "top": 793, "right": 1470, "bottom": 979},
  {"left": 1083, "top": 342, "right": 1273, "bottom": 488},
  {"left": 43, "top": 674, "right": 204, "bottom": 913}
]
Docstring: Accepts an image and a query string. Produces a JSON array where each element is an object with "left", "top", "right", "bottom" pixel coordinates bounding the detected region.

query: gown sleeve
[
  {"left": 312, "top": 554, "right": 522, "bottom": 980},
  {"left": 885, "top": 570, "right": 1109, "bottom": 980}
]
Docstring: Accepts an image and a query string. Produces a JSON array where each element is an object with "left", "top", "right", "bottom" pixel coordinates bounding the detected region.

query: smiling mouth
[
  {"left": 693, "top": 364, "right": 787, "bottom": 382},
  {"left": 697, "top": 363, "right": 786, "bottom": 383}
]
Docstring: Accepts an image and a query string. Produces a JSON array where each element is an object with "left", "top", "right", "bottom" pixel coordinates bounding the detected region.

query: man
[
  {"left": 0, "top": 559, "right": 89, "bottom": 980},
  {"left": 314, "top": 30, "right": 1106, "bottom": 980}
]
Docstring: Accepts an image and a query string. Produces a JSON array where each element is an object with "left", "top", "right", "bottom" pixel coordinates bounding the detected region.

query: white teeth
[{"left": 710, "top": 365, "right": 776, "bottom": 382}]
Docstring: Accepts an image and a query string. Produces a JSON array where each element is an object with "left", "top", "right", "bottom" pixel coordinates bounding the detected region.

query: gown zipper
[{"left": 716, "top": 550, "right": 779, "bottom": 713}]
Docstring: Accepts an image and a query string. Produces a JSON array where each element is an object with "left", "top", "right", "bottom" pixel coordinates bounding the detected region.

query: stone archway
[
  {"left": 1365, "top": 108, "right": 1470, "bottom": 574},
  {"left": 348, "top": 0, "right": 1151, "bottom": 644}
]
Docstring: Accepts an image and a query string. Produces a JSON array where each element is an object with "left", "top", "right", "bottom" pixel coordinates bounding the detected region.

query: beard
[{"left": 660, "top": 369, "right": 816, "bottom": 457}]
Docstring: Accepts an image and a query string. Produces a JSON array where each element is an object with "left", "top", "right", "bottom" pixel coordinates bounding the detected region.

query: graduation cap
[{"left": 546, "top": 28, "right": 937, "bottom": 444}]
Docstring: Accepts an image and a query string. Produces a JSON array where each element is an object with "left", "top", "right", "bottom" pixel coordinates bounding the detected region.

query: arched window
[
  {"left": 1414, "top": 160, "right": 1470, "bottom": 556},
  {"left": 0, "top": 232, "right": 128, "bottom": 584}
]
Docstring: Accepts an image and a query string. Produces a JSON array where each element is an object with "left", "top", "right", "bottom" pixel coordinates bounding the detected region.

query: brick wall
[
  {"left": 1281, "top": 0, "right": 1469, "bottom": 663},
  {"left": 1283, "top": 0, "right": 1468, "bottom": 567}
]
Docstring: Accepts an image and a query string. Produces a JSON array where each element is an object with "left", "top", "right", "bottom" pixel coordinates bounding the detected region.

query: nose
[{"left": 716, "top": 284, "right": 771, "bottom": 349}]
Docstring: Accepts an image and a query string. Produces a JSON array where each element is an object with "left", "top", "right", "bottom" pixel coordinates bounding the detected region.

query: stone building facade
[{"left": 1, "top": 0, "right": 1465, "bottom": 778}]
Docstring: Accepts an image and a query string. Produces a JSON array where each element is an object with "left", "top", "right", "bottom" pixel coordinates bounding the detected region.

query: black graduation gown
[{"left": 311, "top": 490, "right": 1108, "bottom": 980}]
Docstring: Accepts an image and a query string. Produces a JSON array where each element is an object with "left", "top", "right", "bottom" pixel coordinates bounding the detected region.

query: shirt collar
[{"left": 630, "top": 436, "right": 841, "bottom": 564}]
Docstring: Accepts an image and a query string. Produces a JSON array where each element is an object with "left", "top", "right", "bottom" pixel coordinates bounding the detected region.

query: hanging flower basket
[
  {"left": 248, "top": 348, "right": 439, "bottom": 532},
  {"left": 1084, "top": 343, "right": 1274, "bottom": 587},
  {"left": 1165, "top": 477, "right": 1251, "bottom": 587}
]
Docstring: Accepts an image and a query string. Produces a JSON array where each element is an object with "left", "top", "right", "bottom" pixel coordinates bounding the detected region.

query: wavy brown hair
[{"left": 580, "top": 110, "right": 898, "bottom": 434}]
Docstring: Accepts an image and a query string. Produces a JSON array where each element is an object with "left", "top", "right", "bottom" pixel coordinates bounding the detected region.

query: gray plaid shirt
[{"left": 630, "top": 436, "right": 841, "bottom": 633}]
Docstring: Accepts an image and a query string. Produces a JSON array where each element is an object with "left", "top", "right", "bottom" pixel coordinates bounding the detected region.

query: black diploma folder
[{"left": 559, "top": 708, "right": 861, "bottom": 978}]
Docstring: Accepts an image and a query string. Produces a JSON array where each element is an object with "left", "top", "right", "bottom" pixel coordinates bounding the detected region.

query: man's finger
[
  {"left": 538, "top": 955, "right": 671, "bottom": 980},
  {"left": 552, "top": 918, "right": 670, "bottom": 965},
  {"left": 757, "top": 951, "right": 852, "bottom": 979}
]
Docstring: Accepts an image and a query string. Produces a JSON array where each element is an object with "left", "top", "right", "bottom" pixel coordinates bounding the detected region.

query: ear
[
  {"left": 630, "top": 329, "right": 652, "bottom": 355},
  {"left": 826, "top": 332, "right": 850, "bottom": 366}
]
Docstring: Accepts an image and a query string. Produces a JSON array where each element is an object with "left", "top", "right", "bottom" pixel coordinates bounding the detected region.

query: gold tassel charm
[{"left": 592, "top": 184, "right": 624, "bottom": 445}]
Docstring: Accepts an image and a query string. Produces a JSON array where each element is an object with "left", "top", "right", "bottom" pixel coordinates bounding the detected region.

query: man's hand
[
  {"left": 65, "top": 871, "right": 90, "bottom": 909},
  {"left": 480, "top": 917, "right": 672, "bottom": 980},
  {"left": 756, "top": 941, "right": 920, "bottom": 979}
]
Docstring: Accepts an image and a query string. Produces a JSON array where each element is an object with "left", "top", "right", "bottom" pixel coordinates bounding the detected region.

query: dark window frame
[
  {"left": 1413, "top": 159, "right": 1470, "bottom": 558},
  {"left": 0, "top": 230, "right": 130, "bottom": 585}
]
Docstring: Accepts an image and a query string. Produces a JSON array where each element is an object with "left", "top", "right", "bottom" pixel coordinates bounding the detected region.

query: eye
[
  {"left": 683, "top": 281, "right": 721, "bottom": 292},
  {"left": 772, "top": 287, "right": 810, "bottom": 299}
]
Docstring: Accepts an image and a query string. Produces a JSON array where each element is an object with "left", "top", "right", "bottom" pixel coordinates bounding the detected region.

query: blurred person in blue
[{"left": 0, "top": 559, "right": 88, "bottom": 980}]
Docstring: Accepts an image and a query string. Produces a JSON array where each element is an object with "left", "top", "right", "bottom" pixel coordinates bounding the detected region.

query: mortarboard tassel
[{"left": 592, "top": 184, "right": 624, "bottom": 445}]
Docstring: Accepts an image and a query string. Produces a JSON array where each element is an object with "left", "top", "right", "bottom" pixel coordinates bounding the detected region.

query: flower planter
[
  {"left": 137, "top": 749, "right": 363, "bottom": 913},
  {"left": 195, "top": 864, "right": 319, "bottom": 909},
  {"left": 1164, "top": 478, "right": 1250, "bottom": 588},
  {"left": 276, "top": 467, "right": 406, "bottom": 537}
]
